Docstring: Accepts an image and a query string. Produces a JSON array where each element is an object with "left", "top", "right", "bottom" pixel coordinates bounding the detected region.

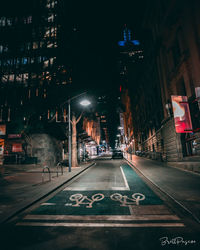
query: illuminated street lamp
[
  {"left": 80, "top": 99, "right": 91, "bottom": 106},
  {"left": 67, "top": 94, "right": 91, "bottom": 172}
]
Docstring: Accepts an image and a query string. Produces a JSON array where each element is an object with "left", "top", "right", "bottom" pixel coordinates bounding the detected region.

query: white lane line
[
  {"left": 63, "top": 187, "right": 129, "bottom": 191},
  {"left": 120, "top": 166, "right": 130, "bottom": 190},
  {"left": 16, "top": 222, "right": 185, "bottom": 227},
  {"left": 41, "top": 203, "right": 56, "bottom": 206},
  {"left": 24, "top": 214, "right": 181, "bottom": 221}
]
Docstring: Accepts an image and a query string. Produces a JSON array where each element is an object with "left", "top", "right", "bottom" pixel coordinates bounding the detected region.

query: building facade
[
  {"left": 143, "top": 0, "right": 200, "bottom": 161},
  {"left": 0, "top": 0, "right": 73, "bottom": 165}
]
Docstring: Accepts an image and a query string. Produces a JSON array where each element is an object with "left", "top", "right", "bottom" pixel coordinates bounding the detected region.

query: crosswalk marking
[
  {"left": 24, "top": 214, "right": 181, "bottom": 221},
  {"left": 16, "top": 222, "right": 185, "bottom": 228}
]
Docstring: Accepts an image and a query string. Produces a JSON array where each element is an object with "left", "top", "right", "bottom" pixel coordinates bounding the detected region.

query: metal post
[{"left": 68, "top": 100, "right": 71, "bottom": 172}]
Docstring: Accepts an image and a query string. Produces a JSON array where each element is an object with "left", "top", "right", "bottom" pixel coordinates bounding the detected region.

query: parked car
[{"left": 112, "top": 150, "right": 123, "bottom": 159}]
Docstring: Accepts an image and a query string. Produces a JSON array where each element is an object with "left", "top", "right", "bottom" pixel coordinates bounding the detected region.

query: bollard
[
  {"left": 42, "top": 165, "right": 51, "bottom": 182},
  {"left": 56, "top": 162, "right": 63, "bottom": 177}
]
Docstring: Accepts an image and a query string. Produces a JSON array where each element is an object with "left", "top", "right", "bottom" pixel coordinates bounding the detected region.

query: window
[
  {"left": 7, "top": 18, "right": 12, "bottom": 26},
  {"left": 27, "top": 16, "right": 32, "bottom": 24},
  {"left": 0, "top": 17, "right": 6, "bottom": 26},
  {"left": 44, "top": 60, "right": 49, "bottom": 68},
  {"left": 22, "top": 58, "right": 28, "bottom": 64},
  {"left": 9, "top": 74, "right": 14, "bottom": 82},
  {"left": 33, "top": 42, "right": 38, "bottom": 49},
  {"left": 1, "top": 75, "right": 9, "bottom": 82},
  {"left": 16, "top": 74, "right": 23, "bottom": 82},
  {"left": 48, "top": 14, "right": 54, "bottom": 22}
]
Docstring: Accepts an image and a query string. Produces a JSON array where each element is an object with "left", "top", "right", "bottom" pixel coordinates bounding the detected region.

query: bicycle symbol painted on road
[
  {"left": 110, "top": 193, "right": 145, "bottom": 206},
  {"left": 69, "top": 193, "right": 104, "bottom": 208},
  {"left": 68, "top": 192, "right": 145, "bottom": 208}
]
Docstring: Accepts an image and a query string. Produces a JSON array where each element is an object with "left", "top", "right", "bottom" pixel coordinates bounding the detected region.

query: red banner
[
  {"left": 171, "top": 95, "right": 193, "bottom": 133},
  {"left": 12, "top": 143, "right": 23, "bottom": 152}
]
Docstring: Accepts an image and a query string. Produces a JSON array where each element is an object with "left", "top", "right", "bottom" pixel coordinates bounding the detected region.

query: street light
[
  {"left": 80, "top": 99, "right": 91, "bottom": 106},
  {"left": 67, "top": 94, "right": 91, "bottom": 172}
]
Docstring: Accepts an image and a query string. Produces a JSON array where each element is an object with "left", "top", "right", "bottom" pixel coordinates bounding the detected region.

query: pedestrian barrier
[
  {"left": 42, "top": 165, "right": 51, "bottom": 183},
  {"left": 56, "top": 162, "right": 63, "bottom": 177}
]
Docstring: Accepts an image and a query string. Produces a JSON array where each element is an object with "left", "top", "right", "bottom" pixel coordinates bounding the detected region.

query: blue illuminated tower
[{"left": 118, "top": 24, "right": 140, "bottom": 47}]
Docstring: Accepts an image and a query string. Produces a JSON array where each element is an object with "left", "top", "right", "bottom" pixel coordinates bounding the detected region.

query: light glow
[{"left": 80, "top": 100, "right": 91, "bottom": 106}]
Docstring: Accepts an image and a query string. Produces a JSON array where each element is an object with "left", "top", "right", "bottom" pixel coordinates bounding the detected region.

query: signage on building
[
  {"left": 8, "top": 134, "right": 21, "bottom": 138},
  {"left": 0, "top": 125, "right": 6, "bottom": 135},
  {"left": 171, "top": 95, "right": 193, "bottom": 133},
  {"left": 12, "top": 143, "right": 23, "bottom": 153}
]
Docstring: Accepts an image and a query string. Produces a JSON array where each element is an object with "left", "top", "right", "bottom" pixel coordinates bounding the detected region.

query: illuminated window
[
  {"left": 49, "top": 58, "right": 54, "bottom": 65},
  {"left": 33, "top": 42, "right": 38, "bottom": 49},
  {"left": 0, "top": 17, "right": 6, "bottom": 26},
  {"left": 26, "top": 42, "right": 31, "bottom": 50},
  {"left": 0, "top": 45, "right": 3, "bottom": 53},
  {"left": 44, "top": 60, "right": 49, "bottom": 68},
  {"left": 2, "top": 75, "right": 9, "bottom": 82},
  {"left": 16, "top": 74, "right": 23, "bottom": 82},
  {"left": 22, "top": 58, "right": 28, "bottom": 64},
  {"left": 48, "top": 14, "right": 54, "bottom": 22},
  {"left": 23, "top": 73, "right": 29, "bottom": 83},
  {"left": 47, "top": 42, "right": 53, "bottom": 48},
  {"left": 27, "top": 16, "right": 32, "bottom": 24},
  {"left": 9, "top": 74, "right": 14, "bottom": 82},
  {"left": 7, "top": 18, "right": 12, "bottom": 26}
]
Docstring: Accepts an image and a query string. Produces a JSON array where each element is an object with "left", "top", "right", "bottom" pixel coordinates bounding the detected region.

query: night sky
[{"left": 62, "top": 0, "right": 147, "bottom": 91}]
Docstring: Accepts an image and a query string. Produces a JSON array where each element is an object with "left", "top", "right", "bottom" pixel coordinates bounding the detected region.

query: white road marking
[
  {"left": 63, "top": 187, "right": 129, "bottom": 191},
  {"left": 16, "top": 222, "right": 185, "bottom": 227},
  {"left": 41, "top": 203, "right": 56, "bottom": 206},
  {"left": 24, "top": 214, "right": 181, "bottom": 221},
  {"left": 120, "top": 166, "right": 130, "bottom": 190}
]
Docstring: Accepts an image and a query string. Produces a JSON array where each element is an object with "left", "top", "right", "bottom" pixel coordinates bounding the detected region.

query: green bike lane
[{"left": 16, "top": 160, "right": 184, "bottom": 228}]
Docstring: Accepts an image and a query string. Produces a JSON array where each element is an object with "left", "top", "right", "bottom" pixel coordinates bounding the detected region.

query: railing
[
  {"left": 56, "top": 162, "right": 63, "bottom": 177},
  {"left": 42, "top": 165, "right": 51, "bottom": 183}
]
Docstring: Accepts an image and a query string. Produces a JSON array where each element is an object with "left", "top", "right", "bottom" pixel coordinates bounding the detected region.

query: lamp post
[{"left": 67, "top": 94, "right": 91, "bottom": 172}]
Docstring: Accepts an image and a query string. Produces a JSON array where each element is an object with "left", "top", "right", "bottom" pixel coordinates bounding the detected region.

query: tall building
[
  {"left": 117, "top": 25, "right": 144, "bottom": 153},
  {"left": 141, "top": 0, "right": 200, "bottom": 162},
  {"left": 0, "top": 0, "right": 72, "bottom": 165}
]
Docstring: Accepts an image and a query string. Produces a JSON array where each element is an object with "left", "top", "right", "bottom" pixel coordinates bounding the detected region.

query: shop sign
[
  {"left": 12, "top": 143, "right": 23, "bottom": 152},
  {"left": 0, "top": 125, "right": 6, "bottom": 135},
  {"left": 171, "top": 95, "right": 193, "bottom": 133},
  {"left": 8, "top": 134, "right": 21, "bottom": 138}
]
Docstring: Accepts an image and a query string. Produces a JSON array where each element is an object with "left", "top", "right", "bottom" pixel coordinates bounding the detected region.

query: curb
[{"left": 1, "top": 162, "right": 95, "bottom": 224}]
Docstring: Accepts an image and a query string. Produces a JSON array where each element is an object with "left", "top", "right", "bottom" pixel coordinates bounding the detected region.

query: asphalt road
[{"left": 1, "top": 157, "right": 200, "bottom": 250}]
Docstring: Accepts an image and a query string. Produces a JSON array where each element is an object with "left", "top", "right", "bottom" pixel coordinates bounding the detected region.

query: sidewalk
[
  {"left": 124, "top": 154, "right": 200, "bottom": 223},
  {"left": 0, "top": 161, "right": 95, "bottom": 224}
]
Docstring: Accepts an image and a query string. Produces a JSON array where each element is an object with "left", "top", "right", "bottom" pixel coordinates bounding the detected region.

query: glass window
[
  {"left": 33, "top": 42, "right": 38, "bottom": 49},
  {"left": 9, "top": 74, "right": 14, "bottom": 82},
  {"left": 48, "top": 14, "right": 54, "bottom": 22},
  {"left": 27, "top": 16, "right": 32, "bottom": 24},
  {"left": 7, "top": 18, "right": 12, "bottom": 26}
]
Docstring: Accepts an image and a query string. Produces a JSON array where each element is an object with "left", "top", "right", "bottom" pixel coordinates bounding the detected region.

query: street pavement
[
  {"left": 0, "top": 161, "right": 95, "bottom": 224},
  {"left": 0, "top": 156, "right": 200, "bottom": 250},
  {"left": 125, "top": 154, "right": 200, "bottom": 223},
  {"left": 0, "top": 156, "right": 199, "bottom": 250}
]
